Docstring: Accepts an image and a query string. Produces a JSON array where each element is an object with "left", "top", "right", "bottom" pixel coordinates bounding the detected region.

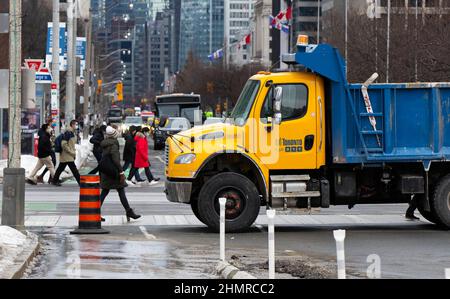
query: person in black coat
[
  {"left": 100, "top": 126, "right": 141, "bottom": 222},
  {"left": 122, "top": 125, "right": 143, "bottom": 182},
  {"left": 26, "top": 124, "right": 56, "bottom": 184},
  {"left": 36, "top": 123, "right": 56, "bottom": 183},
  {"left": 88, "top": 125, "right": 107, "bottom": 174}
]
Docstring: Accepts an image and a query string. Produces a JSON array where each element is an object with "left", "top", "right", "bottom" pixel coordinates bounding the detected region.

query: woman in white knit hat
[{"left": 99, "top": 126, "right": 141, "bottom": 222}]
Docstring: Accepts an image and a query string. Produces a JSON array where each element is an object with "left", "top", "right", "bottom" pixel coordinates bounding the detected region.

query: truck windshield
[{"left": 230, "top": 80, "right": 260, "bottom": 126}]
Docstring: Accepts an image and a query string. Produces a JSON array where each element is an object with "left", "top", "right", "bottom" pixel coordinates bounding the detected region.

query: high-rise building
[
  {"left": 224, "top": 0, "right": 255, "bottom": 65},
  {"left": 251, "top": 0, "right": 272, "bottom": 67},
  {"left": 94, "top": 0, "right": 152, "bottom": 105},
  {"left": 291, "top": 0, "right": 322, "bottom": 44},
  {"left": 179, "top": 0, "right": 224, "bottom": 68},
  {"left": 148, "top": 11, "right": 172, "bottom": 94}
]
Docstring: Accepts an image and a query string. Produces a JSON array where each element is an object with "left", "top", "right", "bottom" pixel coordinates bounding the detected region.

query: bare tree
[
  {"left": 174, "top": 51, "right": 264, "bottom": 111},
  {"left": 322, "top": 2, "right": 450, "bottom": 83}
]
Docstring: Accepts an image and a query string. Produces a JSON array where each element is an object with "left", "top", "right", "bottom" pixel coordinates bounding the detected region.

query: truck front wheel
[
  {"left": 431, "top": 174, "right": 450, "bottom": 229},
  {"left": 197, "top": 172, "right": 261, "bottom": 233}
]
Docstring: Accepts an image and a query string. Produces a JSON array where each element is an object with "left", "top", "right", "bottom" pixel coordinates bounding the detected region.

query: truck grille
[{"left": 165, "top": 143, "right": 169, "bottom": 168}]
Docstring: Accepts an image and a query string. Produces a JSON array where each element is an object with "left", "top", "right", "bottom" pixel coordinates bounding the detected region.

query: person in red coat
[{"left": 127, "top": 127, "right": 160, "bottom": 184}]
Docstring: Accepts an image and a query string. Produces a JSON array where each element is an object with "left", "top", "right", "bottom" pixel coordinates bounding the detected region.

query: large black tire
[
  {"left": 415, "top": 194, "right": 441, "bottom": 225},
  {"left": 191, "top": 200, "right": 207, "bottom": 225},
  {"left": 431, "top": 174, "right": 450, "bottom": 229},
  {"left": 197, "top": 172, "right": 261, "bottom": 233},
  {"left": 418, "top": 206, "right": 441, "bottom": 225}
]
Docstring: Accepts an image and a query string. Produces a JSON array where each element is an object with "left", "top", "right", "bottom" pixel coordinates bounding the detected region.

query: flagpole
[
  {"left": 209, "top": 0, "right": 213, "bottom": 66},
  {"left": 386, "top": 0, "right": 391, "bottom": 83},
  {"left": 345, "top": 0, "right": 348, "bottom": 79},
  {"left": 317, "top": 0, "right": 320, "bottom": 43}
]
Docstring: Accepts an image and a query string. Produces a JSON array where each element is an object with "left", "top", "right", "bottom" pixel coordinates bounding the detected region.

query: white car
[{"left": 122, "top": 116, "right": 143, "bottom": 133}]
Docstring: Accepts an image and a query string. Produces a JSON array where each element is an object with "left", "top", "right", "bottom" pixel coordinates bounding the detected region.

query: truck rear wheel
[
  {"left": 431, "top": 174, "right": 450, "bottom": 229},
  {"left": 415, "top": 195, "right": 441, "bottom": 225},
  {"left": 197, "top": 172, "right": 261, "bottom": 233}
]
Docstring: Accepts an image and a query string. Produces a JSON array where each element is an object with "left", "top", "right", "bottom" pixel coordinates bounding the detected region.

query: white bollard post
[
  {"left": 333, "top": 229, "right": 346, "bottom": 279},
  {"left": 267, "top": 209, "right": 276, "bottom": 279},
  {"left": 446, "top": 268, "right": 450, "bottom": 279},
  {"left": 219, "top": 197, "right": 227, "bottom": 261}
]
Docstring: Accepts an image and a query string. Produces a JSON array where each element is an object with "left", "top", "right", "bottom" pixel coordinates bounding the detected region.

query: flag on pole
[
  {"left": 269, "top": 16, "right": 290, "bottom": 34},
  {"left": 285, "top": 1, "right": 293, "bottom": 20},
  {"left": 208, "top": 48, "right": 224, "bottom": 61}
]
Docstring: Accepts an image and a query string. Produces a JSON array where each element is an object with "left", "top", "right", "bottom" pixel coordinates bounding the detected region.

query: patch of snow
[{"left": 0, "top": 226, "right": 28, "bottom": 273}]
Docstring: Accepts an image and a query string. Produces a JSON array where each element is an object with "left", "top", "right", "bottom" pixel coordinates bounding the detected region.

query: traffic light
[
  {"left": 96, "top": 79, "right": 102, "bottom": 95},
  {"left": 116, "top": 82, "right": 123, "bottom": 101},
  {"left": 207, "top": 82, "right": 214, "bottom": 93}
]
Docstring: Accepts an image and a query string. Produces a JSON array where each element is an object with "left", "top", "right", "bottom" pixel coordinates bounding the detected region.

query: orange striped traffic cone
[{"left": 71, "top": 175, "right": 109, "bottom": 234}]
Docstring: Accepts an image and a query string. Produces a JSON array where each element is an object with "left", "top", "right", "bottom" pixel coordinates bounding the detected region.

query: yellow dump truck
[{"left": 164, "top": 37, "right": 450, "bottom": 232}]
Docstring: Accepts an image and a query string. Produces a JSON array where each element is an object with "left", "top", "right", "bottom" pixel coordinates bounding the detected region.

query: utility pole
[
  {"left": 72, "top": 1, "right": 78, "bottom": 121},
  {"left": 8, "top": 0, "right": 21, "bottom": 168},
  {"left": 83, "top": 7, "right": 92, "bottom": 139},
  {"left": 66, "top": 0, "right": 75, "bottom": 125},
  {"left": 2, "top": 0, "right": 25, "bottom": 227},
  {"left": 52, "top": 0, "right": 61, "bottom": 136}
]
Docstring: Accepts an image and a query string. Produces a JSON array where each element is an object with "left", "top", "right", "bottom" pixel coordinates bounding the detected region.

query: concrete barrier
[{"left": 216, "top": 261, "right": 257, "bottom": 279}]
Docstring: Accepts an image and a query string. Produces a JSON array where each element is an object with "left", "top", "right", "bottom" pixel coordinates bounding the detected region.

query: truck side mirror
[{"left": 273, "top": 86, "right": 282, "bottom": 124}]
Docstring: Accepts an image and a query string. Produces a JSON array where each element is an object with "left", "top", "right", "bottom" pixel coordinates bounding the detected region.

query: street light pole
[
  {"left": 83, "top": 8, "right": 92, "bottom": 139},
  {"left": 52, "top": 0, "right": 61, "bottom": 136},
  {"left": 66, "top": 0, "right": 75, "bottom": 125}
]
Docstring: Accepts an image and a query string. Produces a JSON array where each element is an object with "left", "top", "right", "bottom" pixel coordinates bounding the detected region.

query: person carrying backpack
[
  {"left": 26, "top": 124, "right": 56, "bottom": 185},
  {"left": 52, "top": 120, "right": 81, "bottom": 186},
  {"left": 88, "top": 125, "right": 106, "bottom": 174},
  {"left": 99, "top": 126, "right": 141, "bottom": 222}
]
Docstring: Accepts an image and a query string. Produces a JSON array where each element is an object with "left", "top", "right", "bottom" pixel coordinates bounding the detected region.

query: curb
[
  {"left": 0, "top": 231, "right": 40, "bottom": 279},
  {"left": 216, "top": 261, "right": 257, "bottom": 279}
]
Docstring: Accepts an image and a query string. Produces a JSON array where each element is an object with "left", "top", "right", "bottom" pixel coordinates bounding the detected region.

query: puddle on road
[{"left": 24, "top": 228, "right": 217, "bottom": 279}]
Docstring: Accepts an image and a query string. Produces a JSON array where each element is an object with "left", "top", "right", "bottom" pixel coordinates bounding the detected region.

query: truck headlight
[{"left": 175, "top": 153, "right": 196, "bottom": 164}]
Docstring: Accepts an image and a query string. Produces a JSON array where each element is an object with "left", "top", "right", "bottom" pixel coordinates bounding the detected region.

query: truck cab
[{"left": 165, "top": 36, "right": 450, "bottom": 232}]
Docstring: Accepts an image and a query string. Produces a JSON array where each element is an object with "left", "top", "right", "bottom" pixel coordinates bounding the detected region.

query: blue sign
[
  {"left": 36, "top": 73, "right": 52, "bottom": 84},
  {"left": 76, "top": 37, "right": 86, "bottom": 60},
  {"left": 45, "top": 22, "right": 67, "bottom": 71}
]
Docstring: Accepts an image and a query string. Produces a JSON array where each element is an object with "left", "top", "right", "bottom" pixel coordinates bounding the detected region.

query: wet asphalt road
[{"left": 2, "top": 138, "right": 450, "bottom": 279}]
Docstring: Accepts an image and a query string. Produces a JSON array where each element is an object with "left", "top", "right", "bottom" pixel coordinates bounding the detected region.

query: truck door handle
[{"left": 305, "top": 135, "right": 315, "bottom": 151}]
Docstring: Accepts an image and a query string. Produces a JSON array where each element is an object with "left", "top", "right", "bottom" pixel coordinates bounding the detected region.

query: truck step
[
  {"left": 361, "top": 130, "right": 383, "bottom": 135},
  {"left": 272, "top": 191, "right": 321, "bottom": 198},
  {"left": 270, "top": 175, "right": 310, "bottom": 182},
  {"left": 359, "top": 113, "right": 383, "bottom": 117}
]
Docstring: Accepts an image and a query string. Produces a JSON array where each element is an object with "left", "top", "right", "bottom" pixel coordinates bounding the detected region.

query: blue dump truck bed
[{"left": 286, "top": 43, "right": 450, "bottom": 166}]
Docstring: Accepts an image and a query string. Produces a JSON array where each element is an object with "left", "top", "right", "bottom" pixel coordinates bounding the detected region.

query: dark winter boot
[
  {"left": 36, "top": 175, "right": 44, "bottom": 184},
  {"left": 126, "top": 209, "right": 141, "bottom": 222}
]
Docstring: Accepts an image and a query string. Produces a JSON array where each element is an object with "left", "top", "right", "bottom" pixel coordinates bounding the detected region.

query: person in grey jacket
[
  {"left": 52, "top": 120, "right": 81, "bottom": 186},
  {"left": 99, "top": 126, "right": 141, "bottom": 222}
]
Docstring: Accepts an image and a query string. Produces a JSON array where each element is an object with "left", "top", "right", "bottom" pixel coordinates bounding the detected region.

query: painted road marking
[
  {"left": 139, "top": 226, "right": 157, "bottom": 240},
  {"left": 155, "top": 156, "right": 164, "bottom": 164},
  {"left": 12, "top": 214, "right": 430, "bottom": 227}
]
